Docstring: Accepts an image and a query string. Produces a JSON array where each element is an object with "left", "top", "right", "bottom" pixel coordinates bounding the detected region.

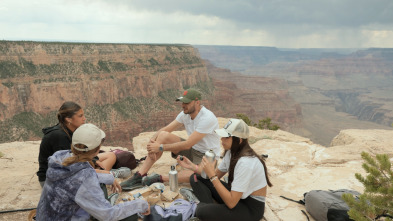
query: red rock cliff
[{"left": 0, "top": 41, "right": 301, "bottom": 147}]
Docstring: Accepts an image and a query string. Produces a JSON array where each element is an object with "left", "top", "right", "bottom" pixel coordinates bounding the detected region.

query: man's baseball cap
[
  {"left": 215, "top": 119, "right": 249, "bottom": 139},
  {"left": 176, "top": 88, "right": 202, "bottom": 103},
  {"left": 72, "top": 123, "right": 106, "bottom": 152}
]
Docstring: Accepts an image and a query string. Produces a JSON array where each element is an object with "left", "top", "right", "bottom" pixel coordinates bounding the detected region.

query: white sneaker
[
  {"left": 180, "top": 187, "right": 199, "bottom": 203},
  {"left": 110, "top": 167, "right": 132, "bottom": 178}
]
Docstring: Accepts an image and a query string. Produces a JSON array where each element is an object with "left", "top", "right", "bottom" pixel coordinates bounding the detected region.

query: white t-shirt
[
  {"left": 175, "top": 106, "right": 220, "bottom": 156},
  {"left": 218, "top": 151, "right": 267, "bottom": 199}
]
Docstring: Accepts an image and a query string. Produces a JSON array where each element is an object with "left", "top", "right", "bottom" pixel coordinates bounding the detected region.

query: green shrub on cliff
[
  {"left": 0, "top": 111, "right": 57, "bottom": 142},
  {"left": 195, "top": 80, "right": 215, "bottom": 95},
  {"left": 19, "top": 57, "right": 37, "bottom": 75},
  {"left": 148, "top": 58, "right": 159, "bottom": 66},
  {"left": 81, "top": 61, "right": 97, "bottom": 74},
  {"left": 98, "top": 60, "right": 110, "bottom": 72},
  {"left": 236, "top": 113, "right": 280, "bottom": 131},
  {"left": 342, "top": 152, "right": 393, "bottom": 221},
  {"left": 97, "top": 60, "right": 129, "bottom": 73},
  {"left": 1, "top": 82, "right": 14, "bottom": 88},
  {"left": 0, "top": 60, "right": 21, "bottom": 78},
  {"left": 158, "top": 89, "right": 179, "bottom": 107},
  {"left": 181, "top": 55, "right": 201, "bottom": 64},
  {"left": 164, "top": 56, "right": 181, "bottom": 65}
]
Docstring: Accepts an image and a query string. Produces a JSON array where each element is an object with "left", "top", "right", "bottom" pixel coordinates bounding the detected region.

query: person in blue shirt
[{"left": 36, "top": 123, "right": 150, "bottom": 221}]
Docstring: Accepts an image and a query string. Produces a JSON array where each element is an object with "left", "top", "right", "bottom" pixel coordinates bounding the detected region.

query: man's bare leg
[
  {"left": 162, "top": 169, "right": 194, "bottom": 183},
  {"left": 138, "top": 152, "right": 162, "bottom": 175},
  {"left": 138, "top": 131, "right": 182, "bottom": 175},
  {"left": 121, "top": 131, "right": 183, "bottom": 188}
]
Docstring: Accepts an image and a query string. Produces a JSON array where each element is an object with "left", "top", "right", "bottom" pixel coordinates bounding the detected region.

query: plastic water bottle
[
  {"left": 169, "top": 165, "right": 178, "bottom": 192},
  {"left": 201, "top": 149, "right": 216, "bottom": 179}
]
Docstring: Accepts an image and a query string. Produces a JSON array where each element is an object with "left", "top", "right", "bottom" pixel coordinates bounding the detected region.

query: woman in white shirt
[{"left": 177, "top": 119, "right": 272, "bottom": 221}]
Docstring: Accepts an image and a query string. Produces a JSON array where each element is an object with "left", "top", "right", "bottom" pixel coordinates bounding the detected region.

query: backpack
[
  {"left": 110, "top": 149, "right": 142, "bottom": 170},
  {"left": 143, "top": 199, "right": 197, "bottom": 221},
  {"left": 281, "top": 189, "right": 360, "bottom": 221}
]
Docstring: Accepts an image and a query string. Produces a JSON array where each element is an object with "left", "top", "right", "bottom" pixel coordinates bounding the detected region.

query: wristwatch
[{"left": 159, "top": 144, "right": 164, "bottom": 152}]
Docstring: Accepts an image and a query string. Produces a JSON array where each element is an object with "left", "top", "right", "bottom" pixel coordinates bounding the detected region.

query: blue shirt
[{"left": 36, "top": 150, "right": 148, "bottom": 221}]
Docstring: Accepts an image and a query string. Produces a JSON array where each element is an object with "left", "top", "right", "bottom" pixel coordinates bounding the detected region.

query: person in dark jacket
[
  {"left": 37, "top": 101, "right": 117, "bottom": 187},
  {"left": 36, "top": 123, "right": 150, "bottom": 221},
  {"left": 37, "top": 101, "right": 86, "bottom": 187}
]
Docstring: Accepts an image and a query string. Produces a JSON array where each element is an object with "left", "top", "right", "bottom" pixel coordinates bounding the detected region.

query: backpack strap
[
  {"left": 301, "top": 210, "right": 310, "bottom": 221},
  {"left": 280, "top": 196, "right": 309, "bottom": 220},
  {"left": 280, "top": 195, "right": 305, "bottom": 205},
  {"left": 136, "top": 156, "right": 147, "bottom": 164}
]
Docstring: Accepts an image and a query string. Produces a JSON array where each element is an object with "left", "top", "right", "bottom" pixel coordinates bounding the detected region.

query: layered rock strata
[{"left": 0, "top": 41, "right": 301, "bottom": 146}]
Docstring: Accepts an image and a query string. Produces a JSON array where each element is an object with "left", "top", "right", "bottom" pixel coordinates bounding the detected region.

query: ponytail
[
  {"left": 57, "top": 101, "right": 82, "bottom": 138},
  {"left": 62, "top": 144, "right": 99, "bottom": 168}
]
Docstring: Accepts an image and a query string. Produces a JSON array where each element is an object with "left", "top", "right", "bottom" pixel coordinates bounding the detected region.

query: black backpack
[{"left": 281, "top": 189, "right": 360, "bottom": 221}]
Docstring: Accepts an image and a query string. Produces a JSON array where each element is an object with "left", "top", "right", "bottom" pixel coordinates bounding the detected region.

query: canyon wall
[
  {"left": 0, "top": 42, "right": 207, "bottom": 118},
  {"left": 206, "top": 61, "right": 302, "bottom": 127},
  {"left": 0, "top": 41, "right": 301, "bottom": 146},
  {"left": 196, "top": 46, "right": 393, "bottom": 145},
  {"left": 0, "top": 41, "right": 209, "bottom": 146}
]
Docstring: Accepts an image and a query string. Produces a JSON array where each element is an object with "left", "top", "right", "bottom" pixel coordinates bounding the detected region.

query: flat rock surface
[{"left": 1, "top": 118, "right": 393, "bottom": 220}]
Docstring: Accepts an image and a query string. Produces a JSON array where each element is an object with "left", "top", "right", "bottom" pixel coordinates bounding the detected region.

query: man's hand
[
  {"left": 147, "top": 140, "right": 161, "bottom": 154},
  {"left": 111, "top": 179, "right": 122, "bottom": 193}
]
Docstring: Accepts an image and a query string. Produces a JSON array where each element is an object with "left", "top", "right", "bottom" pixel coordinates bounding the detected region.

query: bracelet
[
  {"left": 210, "top": 175, "right": 218, "bottom": 182},
  {"left": 194, "top": 164, "right": 198, "bottom": 173},
  {"left": 159, "top": 144, "right": 164, "bottom": 152}
]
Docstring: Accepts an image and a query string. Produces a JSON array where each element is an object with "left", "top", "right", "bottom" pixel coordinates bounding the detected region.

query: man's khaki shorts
[{"left": 171, "top": 147, "right": 205, "bottom": 164}]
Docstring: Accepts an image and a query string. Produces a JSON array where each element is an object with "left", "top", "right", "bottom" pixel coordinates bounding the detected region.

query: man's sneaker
[
  {"left": 120, "top": 172, "right": 143, "bottom": 190},
  {"left": 142, "top": 173, "right": 163, "bottom": 186},
  {"left": 180, "top": 187, "right": 200, "bottom": 203},
  {"left": 110, "top": 167, "right": 131, "bottom": 178}
]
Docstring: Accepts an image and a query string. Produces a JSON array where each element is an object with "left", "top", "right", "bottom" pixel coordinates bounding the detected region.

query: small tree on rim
[
  {"left": 342, "top": 152, "right": 393, "bottom": 221},
  {"left": 235, "top": 113, "right": 280, "bottom": 131}
]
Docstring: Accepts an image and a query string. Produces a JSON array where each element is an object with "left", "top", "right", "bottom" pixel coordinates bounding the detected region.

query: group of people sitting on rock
[{"left": 36, "top": 88, "right": 272, "bottom": 221}]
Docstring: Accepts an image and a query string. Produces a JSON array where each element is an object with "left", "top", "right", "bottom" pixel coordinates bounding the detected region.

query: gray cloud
[
  {"left": 115, "top": 0, "right": 393, "bottom": 27},
  {"left": 1, "top": 0, "right": 392, "bottom": 48}
]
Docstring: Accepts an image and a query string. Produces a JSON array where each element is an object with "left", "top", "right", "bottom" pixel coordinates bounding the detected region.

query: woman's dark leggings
[{"left": 190, "top": 174, "right": 265, "bottom": 221}]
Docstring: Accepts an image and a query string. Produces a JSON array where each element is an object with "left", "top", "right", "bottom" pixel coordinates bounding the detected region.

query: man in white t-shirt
[{"left": 121, "top": 88, "right": 220, "bottom": 190}]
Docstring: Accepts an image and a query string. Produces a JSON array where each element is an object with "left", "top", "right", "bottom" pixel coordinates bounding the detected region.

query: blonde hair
[{"left": 62, "top": 144, "right": 100, "bottom": 167}]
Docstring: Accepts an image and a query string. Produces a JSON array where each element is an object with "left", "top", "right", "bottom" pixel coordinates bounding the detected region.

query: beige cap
[
  {"left": 215, "top": 119, "right": 249, "bottom": 139},
  {"left": 72, "top": 123, "right": 106, "bottom": 152}
]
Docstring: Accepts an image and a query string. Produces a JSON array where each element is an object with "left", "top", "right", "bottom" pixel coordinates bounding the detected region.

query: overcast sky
[{"left": 1, "top": 0, "right": 392, "bottom": 48}]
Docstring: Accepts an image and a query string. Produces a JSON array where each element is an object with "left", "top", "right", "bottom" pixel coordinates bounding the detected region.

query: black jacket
[{"left": 36, "top": 124, "right": 73, "bottom": 182}]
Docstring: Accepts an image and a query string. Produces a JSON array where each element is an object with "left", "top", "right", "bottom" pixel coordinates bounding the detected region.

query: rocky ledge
[{"left": 0, "top": 117, "right": 392, "bottom": 220}]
